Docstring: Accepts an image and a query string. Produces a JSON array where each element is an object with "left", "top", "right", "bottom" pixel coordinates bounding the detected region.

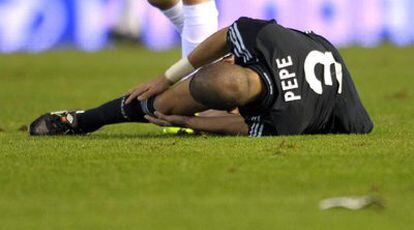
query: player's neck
[{"left": 244, "top": 68, "right": 264, "bottom": 103}]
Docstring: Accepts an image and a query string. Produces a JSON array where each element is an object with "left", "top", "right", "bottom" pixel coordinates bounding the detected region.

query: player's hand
[
  {"left": 144, "top": 111, "right": 190, "bottom": 127},
  {"left": 125, "top": 75, "right": 173, "bottom": 104}
]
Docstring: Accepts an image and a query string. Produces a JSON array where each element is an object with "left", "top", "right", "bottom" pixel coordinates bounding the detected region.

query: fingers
[
  {"left": 154, "top": 111, "right": 168, "bottom": 120},
  {"left": 137, "top": 88, "right": 155, "bottom": 101},
  {"left": 125, "top": 85, "right": 147, "bottom": 104},
  {"left": 154, "top": 112, "right": 187, "bottom": 127},
  {"left": 146, "top": 112, "right": 189, "bottom": 128},
  {"left": 126, "top": 76, "right": 170, "bottom": 103},
  {"left": 144, "top": 112, "right": 174, "bottom": 127},
  {"left": 125, "top": 91, "right": 139, "bottom": 104},
  {"left": 144, "top": 115, "right": 171, "bottom": 127},
  {"left": 125, "top": 87, "right": 134, "bottom": 96}
]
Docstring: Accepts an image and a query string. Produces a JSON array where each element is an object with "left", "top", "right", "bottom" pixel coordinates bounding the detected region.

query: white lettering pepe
[{"left": 276, "top": 56, "right": 301, "bottom": 102}]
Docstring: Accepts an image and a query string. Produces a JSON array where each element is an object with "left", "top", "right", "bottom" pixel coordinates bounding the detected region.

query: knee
[
  {"left": 147, "top": 0, "right": 177, "bottom": 9},
  {"left": 182, "top": 0, "right": 209, "bottom": 5},
  {"left": 153, "top": 95, "right": 173, "bottom": 115}
]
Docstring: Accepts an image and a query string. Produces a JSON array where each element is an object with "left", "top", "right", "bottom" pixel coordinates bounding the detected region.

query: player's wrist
[
  {"left": 164, "top": 57, "right": 195, "bottom": 83},
  {"left": 162, "top": 74, "right": 175, "bottom": 85},
  {"left": 182, "top": 115, "right": 194, "bottom": 129}
]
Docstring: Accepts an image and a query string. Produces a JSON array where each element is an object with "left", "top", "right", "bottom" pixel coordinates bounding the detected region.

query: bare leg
[
  {"left": 183, "top": 0, "right": 209, "bottom": 5},
  {"left": 154, "top": 78, "right": 207, "bottom": 115},
  {"left": 147, "top": 0, "right": 180, "bottom": 10},
  {"left": 180, "top": 0, "right": 218, "bottom": 56}
]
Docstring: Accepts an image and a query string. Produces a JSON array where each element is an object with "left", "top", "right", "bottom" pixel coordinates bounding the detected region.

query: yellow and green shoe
[{"left": 162, "top": 127, "right": 195, "bottom": 135}]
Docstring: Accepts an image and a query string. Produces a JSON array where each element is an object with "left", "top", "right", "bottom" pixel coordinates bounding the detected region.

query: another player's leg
[
  {"left": 148, "top": 0, "right": 218, "bottom": 133},
  {"left": 148, "top": 0, "right": 218, "bottom": 56},
  {"left": 181, "top": 0, "right": 218, "bottom": 56},
  {"left": 148, "top": 0, "right": 185, "bottom": 34}
]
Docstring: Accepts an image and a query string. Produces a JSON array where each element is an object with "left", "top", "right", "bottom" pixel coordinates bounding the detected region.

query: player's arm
[
  {"left": 187, "top": 115, "right": 248, "bottom": 135},
  {"left": 187, "top": 27, "right": 230, "bottom": 69},
  {"left": 126, "top": 27, "right": 230, "bottom": 104},
  {"left": 145, "top": 111, "right": 248, "bottom": 135}
]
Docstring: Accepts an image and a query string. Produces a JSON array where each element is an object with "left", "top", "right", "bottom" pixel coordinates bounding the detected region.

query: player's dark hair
[{"left": 189, "top": 62, "right": 249, "bottom": 110}]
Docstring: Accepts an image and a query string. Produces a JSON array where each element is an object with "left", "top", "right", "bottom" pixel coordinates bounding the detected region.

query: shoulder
[
  {"left": 230, "top": 17, "right": 276, "bottom": 33},
  {"left": 227, "top": 17, "right": 277, "bottom": 54}
]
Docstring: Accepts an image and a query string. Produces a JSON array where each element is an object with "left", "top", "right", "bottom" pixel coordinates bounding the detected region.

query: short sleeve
[
  {"left": 227, "top": 17, "right": 274, "bottom": 65},
  {"left": 245, "top": 115, "right": 278, "bottom": 137}
]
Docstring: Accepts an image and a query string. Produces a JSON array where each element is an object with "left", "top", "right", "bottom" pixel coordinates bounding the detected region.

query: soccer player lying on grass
[{"left": 30, "top": 17, "right": 374, "bottom": 137}]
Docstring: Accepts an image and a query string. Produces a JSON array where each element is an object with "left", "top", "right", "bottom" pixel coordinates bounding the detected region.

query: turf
[{"left": 0, "top": 45, "right": 413, "bottom": 229}]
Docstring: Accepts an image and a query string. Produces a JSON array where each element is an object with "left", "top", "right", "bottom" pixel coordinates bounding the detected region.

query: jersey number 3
[{"left": 304, "top": 50, "right": 343, "bottom": 95}]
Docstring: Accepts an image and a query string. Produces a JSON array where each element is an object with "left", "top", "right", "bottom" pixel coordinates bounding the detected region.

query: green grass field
[{"left": 0, "top": 45, "right": 413, "bottom": 229}]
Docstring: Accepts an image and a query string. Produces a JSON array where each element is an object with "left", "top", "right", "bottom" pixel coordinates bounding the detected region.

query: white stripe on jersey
[
  {"left": 228, "top": 29, "right": 247, "bottom": 63},
  {"left": 232, "top": 23, "right": 253, "bottom": 59},
  {"left": 257, "top": 123, "right": 264, "bottom": 137},
  {"left": 229, "top": 27, "right": 251, "bottom": 62},
  {"left": 249, "top": 123, "right": 256, "bottom": 137},
  {"left": 249, "top": 116, "right": 264, "bottom": 137},
  {"left": 262, "top": 72, "right": 274, "bottom": 96},
  {"left": 249, "top": 117, "right": 255, "bottom": 136},
  {"left": 228, "top": 27, "right": 248, "bottom": 63},
  {"left": 229, "top": 24, "right": 252, "bottom": 63},
  {"left": 249, "top": 116, "right": 258, "bottom": 136}
]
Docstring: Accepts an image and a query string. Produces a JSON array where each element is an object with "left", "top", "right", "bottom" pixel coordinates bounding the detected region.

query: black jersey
[{"left": 227, "top": 17, "right": 373, "bottom": 136}]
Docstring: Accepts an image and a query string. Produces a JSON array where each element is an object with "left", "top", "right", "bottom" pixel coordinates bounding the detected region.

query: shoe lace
[{"left": 50, "top": 114, "right": 76, "bottom": 134}]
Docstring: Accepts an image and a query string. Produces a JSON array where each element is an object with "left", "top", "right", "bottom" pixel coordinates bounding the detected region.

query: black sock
[{"left": 75, "top": 96, "right": 155, "bottom": 133}]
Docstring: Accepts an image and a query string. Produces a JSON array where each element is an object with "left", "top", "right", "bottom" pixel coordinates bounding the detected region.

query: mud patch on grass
[
  {"left": 272, "top": 140, "right": 298, "bottom": 157},
  {"left": 18, "top": 125, "right": 28, "bottom": 132},
  {"left": 391, "top": 89, "right": 409, "bottom": 100}
]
